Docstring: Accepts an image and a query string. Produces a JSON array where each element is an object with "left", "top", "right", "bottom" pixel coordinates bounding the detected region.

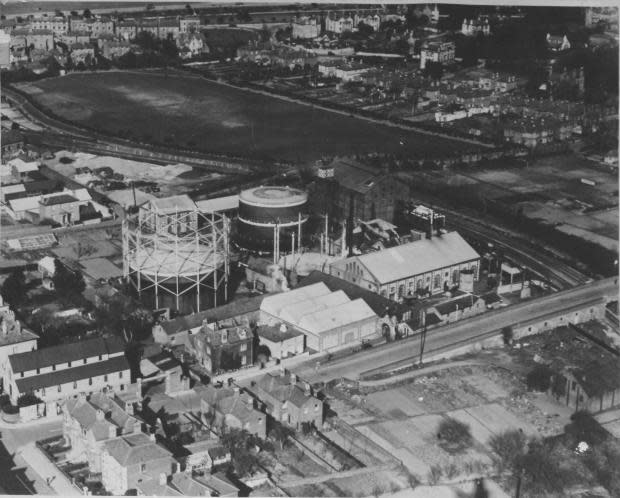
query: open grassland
[{"left": 17, "top": 71, "right": 477, "bottom": 162}]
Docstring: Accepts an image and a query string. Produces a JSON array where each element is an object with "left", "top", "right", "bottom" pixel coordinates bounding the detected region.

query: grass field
[{"left": 17, "top": 71, "right": 476, "bottom": 162}]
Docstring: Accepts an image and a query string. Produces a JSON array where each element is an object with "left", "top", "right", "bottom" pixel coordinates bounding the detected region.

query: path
[
  {"left": 358, "top": 360, "right": 485, "bottom": 388},
  {"left": 277, "top": 462, "right": 395, "bottom": 488},
  {"left": 18, "top": 443, "right": 81, "bottom": 496}
]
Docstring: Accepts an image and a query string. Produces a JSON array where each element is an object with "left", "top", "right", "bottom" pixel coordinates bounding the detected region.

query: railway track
[{"left": 445, "top": 211, "right": 590, "bottom": 290}]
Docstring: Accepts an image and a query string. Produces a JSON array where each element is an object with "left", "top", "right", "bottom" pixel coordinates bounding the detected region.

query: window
[
  {"left": 73, "top": 381, "right": 77, "bottom": 389},
  {"left": 42, "top": 388, "right": 46, "bottom": 396},
  {"left": 52, "top": 365, "right": 56, "bottom": 371},
  {"left": 242, "top": 356, "right": 247, "bottom": 365},
  {"left": 89, "top": 378, "right": 92, "bottom": 386},
  {"left": 433, "top": 274, "right": 441, "bottom": 289},
  {"left": 68, "top": 361, "right": 72, "bottom": 368},
  {"left": 240, "top": 344, "right": 247, "bottom": 352},
  {"left": 120, "top": 384, "right": 125, "bottom": 391},
  {"left": 140, "top": 464, "right": 146, "bottom": 473},
  {"left": 20, "top": 372, "right": 24, "bottom": 378},
  {"left": 572, "top": 381, "right": 576, "bottom": 391},
  {"left": 104, "top": 375, "right": 108, "bottom": 382},
  {"left": 98, "top": 355, "right": 102, "bottom": 361},
  {"left": 119, "top": 371, "right": 123, "bottom": 379},
  {"left": 83, "top": 359, "right": 87, "bottom": 364},
  {"left": 36, "top": 368, "right": 40, "bottom": 374},
  {"left": 58, "top": 385, "right": 62, "bottom": 392}
]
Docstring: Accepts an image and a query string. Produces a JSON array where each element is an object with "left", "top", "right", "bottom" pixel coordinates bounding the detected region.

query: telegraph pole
[{"left": 419, "top": 309, "right": 427, "bottom": 366}]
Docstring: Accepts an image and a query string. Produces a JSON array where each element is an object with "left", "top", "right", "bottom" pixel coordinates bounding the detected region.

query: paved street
[
  {"left": 291, "top": 277, "right": 618, "bottom": 384},
  {"left": 0, "top": 417, "right": 64, "bottom": 495}
]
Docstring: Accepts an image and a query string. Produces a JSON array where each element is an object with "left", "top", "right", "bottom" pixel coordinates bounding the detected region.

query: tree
[
  {"left": 17, "top": 392, "right": 42, "bottom": 407},
  {"left": 269, "top": 420, "right": 295, "bottom": 450},
  {"left": 424, "top": 61, "right": 444, "bottom": 80},
  {"left": 437, "top": 416, "right": 472, "bottom": 453},
  {"left": 565, "top": 410, "right": 609, "bottom": 446},
  {"left": 489, "top": 429, "right": 527, "bottom": 472},
  {"left": 83, "top": 9, "right": 92, "bottom": 18},
  {"left": 526, "top": 364, "right": 552, "bottom": 392},
  {"left": 1, "top": 269, "right": 27, "bottom": 306},
  {"left": 52, "top": 259, "right": 85, "bottom": 302}
]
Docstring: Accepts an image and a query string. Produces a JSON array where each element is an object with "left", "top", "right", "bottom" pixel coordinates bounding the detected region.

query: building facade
[
  {"left": 329, "top": 231, "right": 480, "bottom": 300},
  {"left": 6, "top": 336, "right": 130, "bottom": 410}
]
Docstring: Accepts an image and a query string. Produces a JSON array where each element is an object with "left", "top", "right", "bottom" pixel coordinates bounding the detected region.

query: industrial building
[
  {"left": 259, "top": 282, "right": 378, "bottom": 352},
  {"left": 329, "top": 231, "right": 480, "bottom": 300},
  {"left": 122, "top": 195, "right": 230, "bottom": 315},
  {"left": 236, "top": 186, "right": 308, "bottom": 258}
]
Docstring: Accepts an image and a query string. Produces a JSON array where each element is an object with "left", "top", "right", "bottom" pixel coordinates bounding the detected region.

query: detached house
[
  {"left": 425, "top": 293, "right": 487, "bottom": 325},
  {"left": 197, "top": 384, "right": 267, "bottom": 438},
  {"left": 251, "top": 369, "right": 323, "bottom": 430},
  {"left": 101, "top": 432, "right": 177, "bottom": 495}
]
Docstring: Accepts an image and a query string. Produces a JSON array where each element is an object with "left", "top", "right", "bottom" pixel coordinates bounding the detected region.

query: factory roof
[
  {"left": 298, "top": 298, "right": 376, "bottom": 335},
  {"left": 299, "top": 271, "right": 417, "bottom": 320},
  {"left": 195, "top": 194, "right": 239, "bottom": 213},
  {"left": 332, "top": 159, "right": 388, "bottom": 195},
  {"left": 342, "top": 231, "right": 480, "bottom": 285},
  {"left": 239, "top": 186, "right": 307, "bottom": 208},
  {"left": 147, "top": 194, "right": 196, "bottom": 213},
  {"left": 279, "top": 290, "right": 350, "bottom": 324},
  {"left": 260, "top": 282, "right": 332, "bottom": 317}
]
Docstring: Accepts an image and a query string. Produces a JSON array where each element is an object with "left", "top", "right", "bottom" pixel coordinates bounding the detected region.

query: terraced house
[{"left": 5, "top": 336, "right": 130, "bottom": 414}]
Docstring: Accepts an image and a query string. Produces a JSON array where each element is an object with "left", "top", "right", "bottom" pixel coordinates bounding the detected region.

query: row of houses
[{"left": 0, "top": 14, "right": 201, "bottom": 39}]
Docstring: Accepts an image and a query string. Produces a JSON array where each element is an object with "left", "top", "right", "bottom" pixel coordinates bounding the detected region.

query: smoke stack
[{"left": 347, "top": 193, "right": 354, "bottom": 257}]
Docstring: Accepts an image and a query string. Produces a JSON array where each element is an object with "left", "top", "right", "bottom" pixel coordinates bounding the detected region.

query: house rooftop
[
  {"left": 102, "top": 432, "right": 173, "bottom": 466},
  {"left": 257, "top": 323, "right": 305, "bottom": 343},
  {"left": 15, "top": 355, "right": 129, "bottom": 393},
  {"left": 254, "top": 370, "right": 317, "bottom": 409},
  {"left": 433, "top": 294, "right": 479, "bottom": 316},
  {"left": 9, "top": 336, "right": 125, "bottom": 373}
]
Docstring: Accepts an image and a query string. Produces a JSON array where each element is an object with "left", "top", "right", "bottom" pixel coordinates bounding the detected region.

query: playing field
[{"left": 17, "top": 71, "right": 476, "bottom": 162}]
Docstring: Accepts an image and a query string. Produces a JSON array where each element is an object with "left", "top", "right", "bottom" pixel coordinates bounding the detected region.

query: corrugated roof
[
  {"left": 148, "top": 195, "right": 196, "bottom": 213},
  {"left": 195, "top": 195, "right": 239, "bottom": 213},
  {"left": 349, "top": 232, "right": 479, "bottom": 285},
  {"left": 297, "top": 298, "right": 376, "bottom": 335},
  {"left": 278, "top": 290, "right": 350, "bottom": 324},
  {"left": 260, "top": 282, "right": 331, "bottom": 317},
  {"left": 298, "top": 270, "right": 413, "bottom": 320},
  {"left": 15, "top": 355, "right": 129, "bottom": 392},
  {"left": 9, "top": 336, "right": 125, "bottom": 373}
]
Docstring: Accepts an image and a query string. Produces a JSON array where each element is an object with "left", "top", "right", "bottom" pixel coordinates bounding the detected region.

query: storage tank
[
  {"left": 122, "top": 195, "right": 230, "bottom": 315},
  {"left": 236, "top": 186, "right": 308, "bottom": 253}
]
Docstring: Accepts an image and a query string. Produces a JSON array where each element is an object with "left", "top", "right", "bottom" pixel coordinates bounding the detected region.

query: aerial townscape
[{"left": 0, "top": 1, "right": 618, "bottom": 497}]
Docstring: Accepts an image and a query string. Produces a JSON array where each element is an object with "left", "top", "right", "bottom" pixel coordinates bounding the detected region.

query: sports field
[{"left": 16, "top": 71, "right": 477, "bottom": 162}]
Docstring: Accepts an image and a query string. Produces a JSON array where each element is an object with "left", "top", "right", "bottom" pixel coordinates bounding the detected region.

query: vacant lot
[{"left": 17, "top": 71, "right": 476, "bottom": 162}]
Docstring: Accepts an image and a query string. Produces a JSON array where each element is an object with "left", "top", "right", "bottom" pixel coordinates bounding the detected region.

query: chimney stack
[
  {"left": 233, "top": 386, "right": 240, "bottom": 396},
  {"left": 290, "top": 373, "right": 297, "bottom": 385},
  {"left": 96, "top": 409, "right": 105, "bottom": 421},
  {"left": 304, "top": 382, "right": 311, "bottom": 396},
  {"left": 279, "top": 323, "right": 287, "bottom": 333},
  {"left": 279, "top": 366, "right": 286, "bottom": 378}
]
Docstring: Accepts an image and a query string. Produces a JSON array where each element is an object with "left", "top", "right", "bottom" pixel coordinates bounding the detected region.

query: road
[
  {"left": 290, "top": 277, "right": 618, "bottom": 384},
  {"left": 0, "top": 417, "right": 63, "bottom": 495}
]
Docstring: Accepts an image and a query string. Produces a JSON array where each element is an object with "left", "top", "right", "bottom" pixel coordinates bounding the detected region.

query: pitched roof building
[
  {"left": 329, "top": 231, "right": 480, "bottom": 300},
  {"left": 250, "top": 369, "right": 323, "bottom": 430},
  {"left": 6, "top": 336, "right": 130, "bottom": 407},
  {"left": 197, "top": 384, "right": 266, "bottom": 438},
  {"left": 63, "top": 391, "right": 142, "bottom": 472},
  {"left": 259, "top": 282, "right": 378, "bottom": 352}
]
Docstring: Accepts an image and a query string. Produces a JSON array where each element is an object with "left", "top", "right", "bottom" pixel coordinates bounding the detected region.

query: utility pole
[{"left": 419, "top": 309, "right": 427, "bottom": 366}]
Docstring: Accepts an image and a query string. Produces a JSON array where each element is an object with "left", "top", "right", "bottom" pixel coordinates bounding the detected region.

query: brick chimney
[
  {"left": 290, "top": 373, "right": 297, "bottom": 386},
  {"left": 304, "top": 382, "right": 311, "bottom": 396}
]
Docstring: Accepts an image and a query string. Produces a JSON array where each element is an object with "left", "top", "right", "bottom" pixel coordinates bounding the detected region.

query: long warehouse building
[{"left": 259, "top": 282, "right": 378, "bottom": 352}]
